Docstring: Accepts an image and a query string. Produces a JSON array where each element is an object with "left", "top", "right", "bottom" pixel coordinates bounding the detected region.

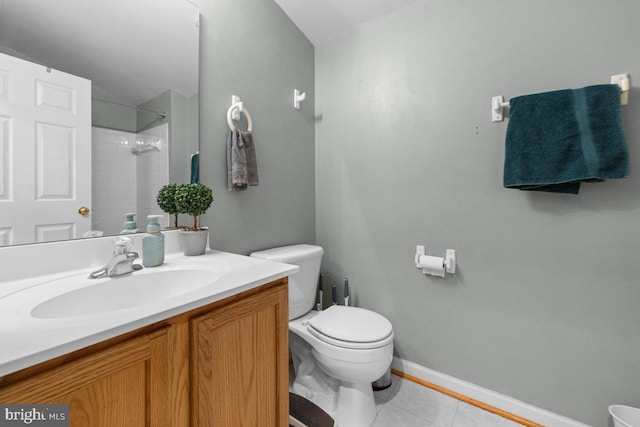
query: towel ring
[{"left": 227, "top": 104, "right": 253, "bottom": 132}]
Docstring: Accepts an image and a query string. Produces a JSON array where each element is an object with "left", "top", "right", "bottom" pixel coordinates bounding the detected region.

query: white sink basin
[{"left": 30, "top": 269, "right": 218, "bottom": 319}]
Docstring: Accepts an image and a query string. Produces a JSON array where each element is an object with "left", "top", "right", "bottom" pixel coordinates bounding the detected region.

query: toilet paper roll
[{"left": 418, "top": 255, "right": 446, "bottom": 278}]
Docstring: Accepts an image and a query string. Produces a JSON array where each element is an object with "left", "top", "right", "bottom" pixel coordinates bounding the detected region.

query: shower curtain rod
[{"left": 92, "top": 98, "right": 167, "bottom": 119}]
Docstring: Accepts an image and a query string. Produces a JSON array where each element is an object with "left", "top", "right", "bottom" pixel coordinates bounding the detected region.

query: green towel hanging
[{"left": 503, "top": 84, "right": 629, "bottom": 194}]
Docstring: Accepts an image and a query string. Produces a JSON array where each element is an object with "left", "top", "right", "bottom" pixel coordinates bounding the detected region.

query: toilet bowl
[
  {"left": 289, "top": 307, "right": 393, "bottom": 427},
  {"left": 250, "top": 245, "right": 394, "bottom": 427}
]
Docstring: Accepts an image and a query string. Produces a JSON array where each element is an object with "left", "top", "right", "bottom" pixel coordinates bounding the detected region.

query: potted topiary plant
[
  {"left": 174, "top": 183, "right": 213, "bottom": 256},
  {"left": 156, "top": 183, "right": 180, "bottom": 229}
]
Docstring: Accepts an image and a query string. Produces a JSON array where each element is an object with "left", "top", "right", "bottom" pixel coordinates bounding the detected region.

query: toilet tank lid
[{"left": 250, "top": 244, "right": 323, "bottom": 264}]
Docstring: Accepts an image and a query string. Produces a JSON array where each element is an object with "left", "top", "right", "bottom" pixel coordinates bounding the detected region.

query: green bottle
[
  {"left": 120, "top": 213, "right": 139, "bottom": 234},
  {"left": 143, "top": 215, "right": 165, "bottom": 267}
]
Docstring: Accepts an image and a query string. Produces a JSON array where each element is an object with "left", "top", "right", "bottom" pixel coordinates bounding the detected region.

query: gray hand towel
[{"left": 227, "top": 129, "right": 259, "bottom": 191}]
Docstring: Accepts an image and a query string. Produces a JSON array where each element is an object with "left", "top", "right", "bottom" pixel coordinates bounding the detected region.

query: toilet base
[
  {"left": 335, "top": 381, "right": 377, "bottom": 427},
  {"left": 291, "top": 377, "right": 376, "bottom": 427},
  {"left": 290, "top": 333, "right": 378, "bottom": 427}
]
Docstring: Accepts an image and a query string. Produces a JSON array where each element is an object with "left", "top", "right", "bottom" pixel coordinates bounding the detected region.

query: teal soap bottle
[
  {"left": 143, "top": 215, "right": 165, "bottom": 267},
  {"left": 120, "top": 213, "right": 139, "bottom": 234}
]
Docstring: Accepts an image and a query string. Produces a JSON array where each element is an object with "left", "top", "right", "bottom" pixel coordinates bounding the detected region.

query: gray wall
[
  {"left": 92, "top": 99, "right": 137, "bottom": 132},
  {"left": 141, "top": 90, "right": 199, "bottom": 185},
  {"left": 198, "top": 0, "right": 316, "bottom": 255},
  {"left": 315, "top": 1, "right": 640, "bottom": 426}
]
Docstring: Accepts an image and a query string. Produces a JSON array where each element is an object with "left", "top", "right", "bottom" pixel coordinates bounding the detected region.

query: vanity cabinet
[
  {"left": 0, "top": 328, "right": 171, "bottom": 426},
  {"left": 0, "top": 279, "right": 289, "bottom": 427},
  {"left": 191, "top": 280, "right": 289, "bottom": 426}
]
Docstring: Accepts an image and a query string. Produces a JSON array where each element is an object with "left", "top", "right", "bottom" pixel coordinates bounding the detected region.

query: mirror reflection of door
[{"left": 0, "top": 52, "right": 91, "bottom": 245}]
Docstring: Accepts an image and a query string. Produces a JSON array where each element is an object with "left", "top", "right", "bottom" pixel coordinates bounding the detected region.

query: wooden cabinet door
[
  {"left": 0, "top": 328, "right": 170, "bottom": 427},
  {"left": 191, "top": 282, "right": 289, "bottom": 427}
]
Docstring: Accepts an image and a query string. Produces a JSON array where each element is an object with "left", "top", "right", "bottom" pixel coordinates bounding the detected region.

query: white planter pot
[{"left": 179, "top": 229, "right": 209, "bottom": 256}]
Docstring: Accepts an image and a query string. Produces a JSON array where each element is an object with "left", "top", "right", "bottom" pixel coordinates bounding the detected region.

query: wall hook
[{"left": 294, "top": 89, "right": 306, "bottom": 110}]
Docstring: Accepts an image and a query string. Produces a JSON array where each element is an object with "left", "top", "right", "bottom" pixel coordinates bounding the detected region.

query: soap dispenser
[
  {"left": 142, "top": 215, "right": 164, "bottom": 267},
  {"left": 120, "top": 213, "right": 139, "bottom": 234}
]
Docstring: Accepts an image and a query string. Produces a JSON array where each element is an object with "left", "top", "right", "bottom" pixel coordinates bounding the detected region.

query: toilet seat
[{"left": 307, "top": 306, "right": 393, "bottom": 350}]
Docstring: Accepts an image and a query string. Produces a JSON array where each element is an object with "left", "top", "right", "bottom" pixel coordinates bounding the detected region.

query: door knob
[{"left": 78, "top": 207, "right": 90, "bottom": 216}]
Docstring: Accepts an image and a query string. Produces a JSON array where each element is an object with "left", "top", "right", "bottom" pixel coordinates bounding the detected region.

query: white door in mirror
[{"left": 0, "top": 52, "right": 92, "bottom": 245}]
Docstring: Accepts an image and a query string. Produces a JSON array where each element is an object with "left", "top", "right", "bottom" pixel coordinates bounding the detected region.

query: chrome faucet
[{"left": 89, "top": 237, "right": 143, "bottom": 279}]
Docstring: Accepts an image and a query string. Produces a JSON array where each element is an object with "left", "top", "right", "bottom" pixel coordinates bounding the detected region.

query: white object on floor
[{"left": 609, "top": 405, "right": 640, "bottom": 427}]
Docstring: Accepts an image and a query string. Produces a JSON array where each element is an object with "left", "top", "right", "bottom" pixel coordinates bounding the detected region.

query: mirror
[{"left": 0, "top": 0, "right": 199, "bottom": 246}]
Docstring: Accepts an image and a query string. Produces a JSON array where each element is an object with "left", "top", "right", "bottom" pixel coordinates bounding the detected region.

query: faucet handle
[{"left": 114, "top": 236, "right": 133, "bottom": 254}]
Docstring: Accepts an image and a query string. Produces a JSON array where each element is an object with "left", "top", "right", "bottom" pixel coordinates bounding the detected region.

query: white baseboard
[{"left": 391, "top": 357, "right": 592, "bottom": 427}]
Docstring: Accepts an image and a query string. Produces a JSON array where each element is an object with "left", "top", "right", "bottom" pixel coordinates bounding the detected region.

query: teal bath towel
[
  {"left": 190, "top": 152, "right": 199, "bottom": 184},
  {"left": 503, "top": 84, "right": 629, "bottom": 194}
]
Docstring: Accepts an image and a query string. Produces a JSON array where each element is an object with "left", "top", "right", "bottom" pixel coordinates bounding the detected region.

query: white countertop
[{"left": 0, "top": 249, "right": 298, "bottom": 377}]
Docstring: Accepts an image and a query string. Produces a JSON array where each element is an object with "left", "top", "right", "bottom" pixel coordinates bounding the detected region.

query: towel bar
[
  {"left": 491, "top": 73, "right": 630, "bottom": 123},
  {"left": 492, "top": 95, "right": 510, "bottom": 122}
]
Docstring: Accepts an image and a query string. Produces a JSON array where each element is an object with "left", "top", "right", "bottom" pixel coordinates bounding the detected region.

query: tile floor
[{"left": 372, "top": 374, "right": 524, "bottom": 427}]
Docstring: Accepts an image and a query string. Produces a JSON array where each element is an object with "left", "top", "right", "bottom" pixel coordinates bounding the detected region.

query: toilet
[{"left": 250, "top": 244, "right": 394, "bottom": 427}]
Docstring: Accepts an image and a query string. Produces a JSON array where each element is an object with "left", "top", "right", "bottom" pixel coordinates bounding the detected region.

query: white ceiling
[
  {"left": 0, "top": 0, "right": 424, "bottom": 105},
  {"left": 273, "top": 0, "right": 426, "bottom": 45}
]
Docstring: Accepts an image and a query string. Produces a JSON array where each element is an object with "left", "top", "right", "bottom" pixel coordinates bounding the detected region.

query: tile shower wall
[
  {"left": 92, "top": 127, "right": 137, "bottom": 236},
  {"left": 92, "top": 124, "right": 168, "bottom": 236},
  {"left": 135, "top": 124, "right": 169, "bottom": 228}
]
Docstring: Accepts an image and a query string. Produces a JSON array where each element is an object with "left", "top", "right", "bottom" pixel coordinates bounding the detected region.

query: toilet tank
[{"left": 250, "top": 244, "right": 323, "bottom": 320}]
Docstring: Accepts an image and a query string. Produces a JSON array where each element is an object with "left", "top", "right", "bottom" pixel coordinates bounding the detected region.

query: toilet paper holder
[{"left": 415, "top": 245, "right": 456, "bottom": 277}]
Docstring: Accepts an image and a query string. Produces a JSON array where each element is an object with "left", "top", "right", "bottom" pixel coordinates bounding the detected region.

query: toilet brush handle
[
  {"left": 344, "top": 278, "right": 350, "bottom": 307},
  {"left": 317, "top": 274, "right": 324, "bottom": 311}
]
